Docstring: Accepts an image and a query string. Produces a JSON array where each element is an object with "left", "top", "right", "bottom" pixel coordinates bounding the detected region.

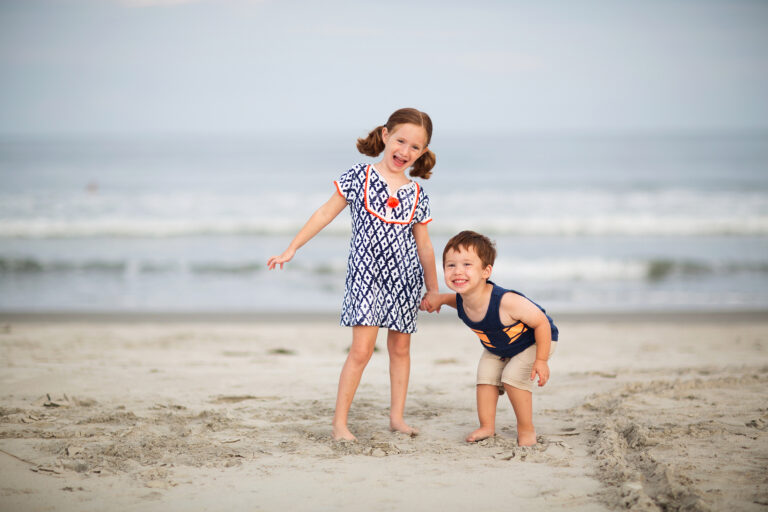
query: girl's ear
[{"left": 381, "top": 127, "right": 389, "bottom": 144}]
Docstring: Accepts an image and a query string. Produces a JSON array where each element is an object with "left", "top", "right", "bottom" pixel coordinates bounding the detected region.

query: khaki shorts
[{"left": 476, "top": 342, "right": 557, "bottom": 393}]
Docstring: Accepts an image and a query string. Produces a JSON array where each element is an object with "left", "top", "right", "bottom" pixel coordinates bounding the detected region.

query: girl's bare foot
[
  {"left": 465, "top": 427, "right": 495, "bottom": 442},
  {"left": 517, "top": 428, "right": 537, "bottom": 446},
  {"left": 332, "top": 425, "right": 357, "bottom": 442},
  {"left": 390, "top": 420, "right": 419, "bottom": 437}
]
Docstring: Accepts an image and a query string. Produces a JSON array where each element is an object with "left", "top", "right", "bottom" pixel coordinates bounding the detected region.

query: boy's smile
[{"left": 443, "top": 246, "right": 492, "bottom": 294}]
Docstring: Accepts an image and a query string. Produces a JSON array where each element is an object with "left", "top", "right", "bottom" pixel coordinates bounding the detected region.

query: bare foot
[
  {"left": 332, "top": 425, "right": 357, "bottom": 442},
  {"left": 390, "top": 420, "right": 419, "bottom": 437},
  {"left": 465, "top": 427, "right": 495, "bottom": 443},
  {"left": 517, "top": 429, "right": 537, "bottom": 446}
]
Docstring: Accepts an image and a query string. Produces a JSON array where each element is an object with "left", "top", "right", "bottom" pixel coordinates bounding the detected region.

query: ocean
[{"left": 1, "top": 131, "right": 767, "bottom": 313}]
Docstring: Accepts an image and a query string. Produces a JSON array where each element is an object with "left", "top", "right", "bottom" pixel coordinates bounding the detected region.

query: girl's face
[{"left": 380, "top": 123, "right": 428, "bottom": 174}]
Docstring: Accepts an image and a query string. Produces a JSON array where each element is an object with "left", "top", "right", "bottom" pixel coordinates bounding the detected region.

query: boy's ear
[{"left": 483, "top": 265, "right": 492, "bottom": 279}]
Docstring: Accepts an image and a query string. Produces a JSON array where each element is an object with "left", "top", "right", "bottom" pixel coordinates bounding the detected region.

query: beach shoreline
[
  {"left": 1, "top": 314, "right": 767, "bottom": 511},
  {"left": 1, "top": 309, "right": 766, "bottom": 324}
]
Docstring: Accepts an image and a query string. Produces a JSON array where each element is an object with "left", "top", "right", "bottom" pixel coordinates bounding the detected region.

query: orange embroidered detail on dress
[{"left": 363, "top": 165, "right": 419, "bottom": 225}]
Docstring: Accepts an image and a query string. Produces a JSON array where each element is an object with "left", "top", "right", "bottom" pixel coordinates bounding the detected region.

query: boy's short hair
[{"left": 442, "top": 230, "right": 497, "bottom": 268}]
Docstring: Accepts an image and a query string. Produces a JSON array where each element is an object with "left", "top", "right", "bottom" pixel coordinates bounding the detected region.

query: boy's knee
[{"left": 503, "top": 381, "right": 533, "bottom": 394}]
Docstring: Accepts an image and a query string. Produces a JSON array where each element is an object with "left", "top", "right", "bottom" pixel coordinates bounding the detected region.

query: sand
[{"left": 1, "top": 312, "right": 767, "bottom": 511}]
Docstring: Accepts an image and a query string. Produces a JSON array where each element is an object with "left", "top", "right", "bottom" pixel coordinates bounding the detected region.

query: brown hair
[
  {"left": 442, "top": 230, "right": 497, "bottom": 268},
  {"left": 356, "top": 107, "right": 436, "bottom": 179}
]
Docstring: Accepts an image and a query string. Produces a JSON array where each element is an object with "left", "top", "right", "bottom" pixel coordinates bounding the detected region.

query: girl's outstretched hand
[{"left": 267, "top": 248, "right": 296, "bottom": 270}]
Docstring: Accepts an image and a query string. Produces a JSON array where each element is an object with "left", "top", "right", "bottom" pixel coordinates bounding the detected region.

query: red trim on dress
[
  {"left": 420, "top": 218, "right": 433, "bottom": 225},
  {"left": 333, "top": 180, "right": 344, "bottom": 198},
  {"left": 363, "top": 165, "right": 420, "bottom": 225}
]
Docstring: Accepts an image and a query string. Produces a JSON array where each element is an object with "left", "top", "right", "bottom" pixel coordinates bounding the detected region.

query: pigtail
[
  {"left": 356, "top": 126, "right": 386, "bottom": 157},
  {"left": 409, "top": 148, "right": 436, "bottom": 180}
]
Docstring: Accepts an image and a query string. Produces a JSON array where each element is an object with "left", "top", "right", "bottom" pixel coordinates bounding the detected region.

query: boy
[{"left": 428, "top": 230, "right": 558, "bottom": 446}]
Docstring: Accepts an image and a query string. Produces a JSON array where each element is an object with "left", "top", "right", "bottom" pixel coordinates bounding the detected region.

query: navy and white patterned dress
[{"left": 334, "top": 163, "right": 432, "bottom": 333}]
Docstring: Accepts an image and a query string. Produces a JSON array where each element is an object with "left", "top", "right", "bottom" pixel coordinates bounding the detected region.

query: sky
[{"left": 1, "top": 0, "right": 767, "bottom": 136}]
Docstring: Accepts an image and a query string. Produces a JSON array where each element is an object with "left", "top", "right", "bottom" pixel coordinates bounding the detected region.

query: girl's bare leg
[
  {"left": 387, "top": 329, "right": 418, "bottom": 435},
  {"left": 332, "top": 326, "right": 378, "bottom": 441},
  {"left": 505, "top": 384, "right": 536, "bottom": 446},
  {"left": 466, "top": 384, "right": 499, "bottom": 442}
]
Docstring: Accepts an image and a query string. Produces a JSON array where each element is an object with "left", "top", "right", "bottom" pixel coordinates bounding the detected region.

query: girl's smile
[{"left": 379, "top": 123, "right": 428, "bottom": 176}]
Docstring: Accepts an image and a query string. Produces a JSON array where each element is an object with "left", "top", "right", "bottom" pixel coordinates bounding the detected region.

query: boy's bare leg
[
  {"left": 466, "top": 384, "right": 499, "bottom": 442},
  {"left": 505, "top": 384, "right": 536, "bottom": 446},
  {"left": 332, "top": 326, "right": 378, "bottom": 441},
  {"left": 387, "top": 329, "right": 418, "bottom": 435}
]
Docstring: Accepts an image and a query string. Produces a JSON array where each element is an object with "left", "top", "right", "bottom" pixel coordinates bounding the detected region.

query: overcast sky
[{"left": 1, "top": 0, "right": 767, "bottom": 136}]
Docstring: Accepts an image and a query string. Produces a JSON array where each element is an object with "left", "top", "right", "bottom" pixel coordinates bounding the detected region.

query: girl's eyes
[{"left": 395, "top": 139, "right": 421, "bottom": 151}]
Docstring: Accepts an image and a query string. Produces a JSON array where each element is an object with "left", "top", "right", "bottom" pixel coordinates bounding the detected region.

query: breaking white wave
[{"left": 1, "top": 187, "right": 766, "bottom": 238}]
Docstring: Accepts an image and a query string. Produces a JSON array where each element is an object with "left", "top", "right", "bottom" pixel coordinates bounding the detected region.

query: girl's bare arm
[
  {"left": 267, "top": 192, "right": 347, "bottom": 269},
  {"left": 413, "top": 222, "right": 440, "bottom": 310}
]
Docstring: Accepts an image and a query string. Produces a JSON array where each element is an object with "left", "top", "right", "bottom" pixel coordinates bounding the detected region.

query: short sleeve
[
  {"left": 413, "top": 189, "right": 432, "bottom": 225},
  {"left": 334, "top": 165, "right": 363, "bottom": 203}
]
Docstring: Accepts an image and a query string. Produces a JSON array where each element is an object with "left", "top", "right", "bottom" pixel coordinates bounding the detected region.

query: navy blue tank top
[{"left": 456, "top": 281, "right": 559, "bottom": 359}]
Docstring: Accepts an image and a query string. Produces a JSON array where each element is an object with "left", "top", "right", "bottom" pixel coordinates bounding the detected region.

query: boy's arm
[
  {"left": 420, "top": 292, "right": 457, "bottom": 312},
  {"left": 500, "top": 293, "right": 552, "bottom": 386},
  {"left": 437, "top": 293, "right": 457, "bottom": 309}
]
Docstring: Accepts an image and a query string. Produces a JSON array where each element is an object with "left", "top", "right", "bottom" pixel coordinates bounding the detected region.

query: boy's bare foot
[
  {"left": 332, "top": 425, "right": 357, "bottom": 442},
  {"left": 465, "top": 427, "right": 495, "bottom": 442},
  {"left": 390, "top": 420, "right": 419, "bottom": 436},
  {"left": 517, "top": 429, "right": 537, "bottom": 446}
]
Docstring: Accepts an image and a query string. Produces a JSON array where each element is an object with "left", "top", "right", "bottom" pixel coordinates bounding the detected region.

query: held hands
[
  {"left": 530, "top": 359, "right": 550, "bottom": 387},
  {"left": 419, "top": 291, "right": 442, "bottom": 313},
  {"left": 267, "top": 248, "right": 296, "bottom": 270}
]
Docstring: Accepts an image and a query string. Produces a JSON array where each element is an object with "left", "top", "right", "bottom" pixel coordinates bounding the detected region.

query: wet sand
[{"left": 1, "top": 312, "right": 767, "bottom": 511}]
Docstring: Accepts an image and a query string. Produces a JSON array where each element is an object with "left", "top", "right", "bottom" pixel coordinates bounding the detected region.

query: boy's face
[{"left": 443, "top": 246, "right": 492, "bottom": 294}]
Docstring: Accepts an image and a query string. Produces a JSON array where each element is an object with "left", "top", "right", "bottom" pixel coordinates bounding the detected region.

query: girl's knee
[
  {"left": 387, "top": 332, "right": 411, "bottom": 358},
  {"left": 347, "top": 345, "right": 375, "bottom": 365}
]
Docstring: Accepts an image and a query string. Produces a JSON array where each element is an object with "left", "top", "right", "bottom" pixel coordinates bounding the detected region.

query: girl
[{"left": 267, "top": 108, "right": 439, "bottom": 441}]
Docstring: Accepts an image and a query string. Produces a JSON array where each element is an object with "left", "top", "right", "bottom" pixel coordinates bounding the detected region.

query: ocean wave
[
  {"left": 492, "top": 257, "right": 768, "bottom": 282},
  {"left": 0, "top": 219, "right": 315, "bottom": 238},
  {"left": 1, "top": 187, "right": 767, "bottom": 238},
  {"left": 2, "top": 256, "right": 766, "bottom": 282},
  {"left": 1, "top": 216, "right": 767, "bottom": 238}
]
